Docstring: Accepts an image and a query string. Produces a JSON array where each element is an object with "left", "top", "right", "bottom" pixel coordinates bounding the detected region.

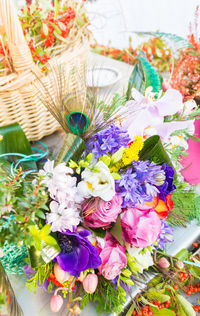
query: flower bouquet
[{"left": 0, "top": 54, "right": 200, "bottom": 316}]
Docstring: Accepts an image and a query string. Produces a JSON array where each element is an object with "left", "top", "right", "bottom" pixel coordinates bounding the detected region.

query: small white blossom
[
  {"left": 47, "top": 201, "right": 81, "bottom": 232},
  {"left": 77, "top": 161, "right": 115, "bottom": 201}
]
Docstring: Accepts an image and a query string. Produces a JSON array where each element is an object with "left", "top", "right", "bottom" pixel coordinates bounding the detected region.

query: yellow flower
[{"left": 122, "top": 136, "right": 143, "bottom": 166}]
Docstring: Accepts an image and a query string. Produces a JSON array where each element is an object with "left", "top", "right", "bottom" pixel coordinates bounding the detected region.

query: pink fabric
[{"left": 181, "top": 119, "right": 200, "bottom": 185}]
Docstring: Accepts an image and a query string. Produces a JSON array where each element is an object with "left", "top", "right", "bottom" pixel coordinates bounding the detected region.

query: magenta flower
[
  {"left": 98, "top": 232, "right": 127, "bottom": 280},
  {"left": 84, "top": 195, "right": 123, "bottom": 228},
  {"left": 121, "top": 207, "right": 161, "bottom": 248}
]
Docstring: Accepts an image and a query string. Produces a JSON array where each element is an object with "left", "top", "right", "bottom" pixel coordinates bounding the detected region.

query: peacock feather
[
  {"left": 34, "top": 64, "right": 132, "bottom": 163},
  {"left": 127, "top": 52, "right": 161, "bottom": 99}
]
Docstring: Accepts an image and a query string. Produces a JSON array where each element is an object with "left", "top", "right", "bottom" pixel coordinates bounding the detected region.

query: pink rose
[
  {"left": 98, "top": 232, "right": 127, "bottom": 280},
  {"left": 84, "top": 195, "right": 122, "bottom": 228},
  {"left": 121, "top": 207, "right": 161, "bottom": 248}
]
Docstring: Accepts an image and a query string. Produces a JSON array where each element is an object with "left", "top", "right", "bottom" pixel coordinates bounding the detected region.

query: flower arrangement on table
[
  {"left": 90, "top": 36, "right": 172, "bottom": 72},
  {"left": 0, "top": 0, "right": 89, "bottom": 75},
  {"left": 0, "top": 54, "right": 200, "bottom": 316}
]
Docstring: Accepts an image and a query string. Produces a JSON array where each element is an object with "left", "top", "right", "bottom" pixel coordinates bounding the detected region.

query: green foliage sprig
[{"left": 0, "top": 165, "right": 48, "bottom": 247}]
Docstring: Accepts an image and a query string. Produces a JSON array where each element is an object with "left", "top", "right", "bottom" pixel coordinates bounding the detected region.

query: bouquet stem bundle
[{"left": 0, "top": 260, "right": 24, "bottom": 316}]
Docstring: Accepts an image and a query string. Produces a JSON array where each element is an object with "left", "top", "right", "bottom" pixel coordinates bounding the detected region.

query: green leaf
[
  {"left": 122, "top": 268, "right": 132, "bottom": 277},
  {"left": 146, "top": 288, "right": 170, "bottom": 303},
  {"left": 16, "top": 215, "right": 25, "bottom": 223},
  {"left": 120, "top": 276, "right": 134, "bottom": 285},
  {"left": 40, "top": 224, "right": 51, "bottom": 237},
  {"left": 77, "top": 17, "right": 86, "bottom": 27},
  {"left": 49, "top": 22, "right": 61, "bottom": 35},
  {"left": 140, "top": 296, "right": 159, "bottom": 309},
  {"left": 125, "top": 303, "right": 135, "bottom": 316},
  {"left": 29, "top": 226, "right": 39, "bottom": 238},
  {"left": 139, "top": 135, "right": 174, "bottom": 168},
  {"left": 110, "top": 216, "right": 123, "bottom": 245},
  {"left": 0, "top": 123, "right": 37, "bottom": 170},
  {"left": 110, "top": 147, "right": 124, "bottom": 164},
  {"left": 176, "top": 248, "right": 189, "bottom": 261},
  {"left": 43, "top": 235, "right": 59, "bottom": 249},
  {"left": 176, "top": 294, "right": 196, "bottom": 316},
  {"left": 126, "top": 53, "right": 161, "bottom": 99},
  {"left": 35, "top": 210, "right": 46, "bottom": 219},
  {"left": 151, "top": 308, "right": 176, "bottom": 316},
  {"left": 100, "top": 155, "right": 111, "bottom": 166},
  {"left": 188, "top": 265, "right": 200, "bottom": 278},
  {"left": 42, "top": 23, "right": 49, "bottom": 36},
  {"left": 28, "top": 246, "right": 45, "bottom": 269},
  {"left": 41, "top": 243, "right": 61, "bottom": 263}
]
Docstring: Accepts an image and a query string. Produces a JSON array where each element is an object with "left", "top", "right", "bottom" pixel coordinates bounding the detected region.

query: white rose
[
  {"left": 77, "top": 161, "right": 115, "bottom": 201},
  {"left": 126, "top": 245, "right": 154, "bottom": 273}
]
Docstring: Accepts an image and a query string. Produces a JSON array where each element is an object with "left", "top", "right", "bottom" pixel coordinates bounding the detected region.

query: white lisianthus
[
  {"left": 78, "top": 161, "right": 115, "bottom": 201},
  {"left": 126, "top": 245, "right": 154, "bottom": 273},
  {"left": 47, "top": 201, "right": 81, "bottom": 232}
]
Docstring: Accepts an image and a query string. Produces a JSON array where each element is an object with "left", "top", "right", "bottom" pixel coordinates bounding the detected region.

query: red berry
[
  {"left": 192, "top": 242, "right": 198, "bottom": 247},
  {"left": 173, "top": 284, "right": 178, "bottom": 290}
]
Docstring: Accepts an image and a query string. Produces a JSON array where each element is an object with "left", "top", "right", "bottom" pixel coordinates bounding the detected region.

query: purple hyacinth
[
  {"left": 157, "top": 163, "right": 176, "bottom": 201},
  {"left": 112, "top": 274, "right": 134, "bottom": 293},
  {"left": 115, "top": 161, "right": 165, "bottom": 208},
  {"left": 56, "top": 229, "right": 101, "bottom": 277},
  {"left": 86, "top": 124, "right": 130, "bottom": 159},
  {"left": 156, "top": 219, "right": 174, "bottom": 250}
]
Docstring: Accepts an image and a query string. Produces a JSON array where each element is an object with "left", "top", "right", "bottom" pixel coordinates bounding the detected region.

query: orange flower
[
  {"left": 48, "top": 271, "right": 64, "bottom": 287},
  {"left": 145, "top": 194, "right": 173, "bottom": 219}
]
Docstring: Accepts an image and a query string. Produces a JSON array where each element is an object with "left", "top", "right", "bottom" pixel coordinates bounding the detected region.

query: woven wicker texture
[{"left": 0, "top": 0, "right": 90, "bottom": 141}]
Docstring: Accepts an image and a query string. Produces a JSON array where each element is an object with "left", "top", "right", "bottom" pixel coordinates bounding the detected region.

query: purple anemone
[{"left": 56, "top": 229, "right": 101, "bottom": 277}]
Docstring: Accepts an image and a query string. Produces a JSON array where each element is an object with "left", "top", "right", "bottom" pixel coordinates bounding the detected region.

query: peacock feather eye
[{"left": 66, "top": 112, "right": 90, "bottom": 135}]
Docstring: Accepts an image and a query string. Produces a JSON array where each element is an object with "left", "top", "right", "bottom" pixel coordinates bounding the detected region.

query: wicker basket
[{"left": 0, "top": 0, "right": 90, "bottom": 141}]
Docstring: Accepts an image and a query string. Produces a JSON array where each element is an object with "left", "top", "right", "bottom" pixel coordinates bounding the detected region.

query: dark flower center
[{"left": 57, "top": 233, "right": 78, "bottom": 254}]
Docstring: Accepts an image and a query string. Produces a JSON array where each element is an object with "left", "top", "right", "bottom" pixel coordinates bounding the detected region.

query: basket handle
[{"left": 0, "top": 0, "right": 36, "bottom": 73}]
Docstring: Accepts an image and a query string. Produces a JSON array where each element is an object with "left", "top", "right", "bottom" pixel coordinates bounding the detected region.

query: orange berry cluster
[
  {"left": 132, "top": 300, "right": 174, "bottom": 316},
  {"left": 183, "top": 282, "right": 200, "bottom": 296},
  {"left": 193, "top": 305, "right": 200, "bottom": 312},
  {"left": 178, "top": 271, "right": 189, "bottom": 283},
  {"left": 132, "top": 306, "right": 153, "bottom": 316}
]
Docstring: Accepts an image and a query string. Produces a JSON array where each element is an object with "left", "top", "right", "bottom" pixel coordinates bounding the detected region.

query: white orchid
[
  {"left": 77, "top": 161, "right": 115, "bottom": 201},
  {"left": 123, "top": 87, "right": 195, "bottom": 143}
]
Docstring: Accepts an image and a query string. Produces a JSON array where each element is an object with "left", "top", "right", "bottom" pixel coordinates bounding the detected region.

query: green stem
[
  {"left": 0, "top": 260, "right": 24, "bottom": 316},
  {"left": 56, "top": 133, "right": 85, "bottom": 165}
]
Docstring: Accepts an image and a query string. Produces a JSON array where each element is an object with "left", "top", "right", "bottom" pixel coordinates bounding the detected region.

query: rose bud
[
  {"left": 162, "top": 80, "right": 171, "bottom": 91},
  {"left": 158, "top": 257, "right": 170, "bottom": 269},
  {"left": 71, "top": 304, "right": 81, "bottom": 315},
  {"left": 175, "top": 260, "right": 184, "bottom": 270},
  {"left": 83, "top": 273, "right": 98, "bottom": 294},
  {"left": 54, "top": 263, "right": 70, "bottom": 283},
  {"left": 50, "top": 295, "right": 63, "bottom": 313}
]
